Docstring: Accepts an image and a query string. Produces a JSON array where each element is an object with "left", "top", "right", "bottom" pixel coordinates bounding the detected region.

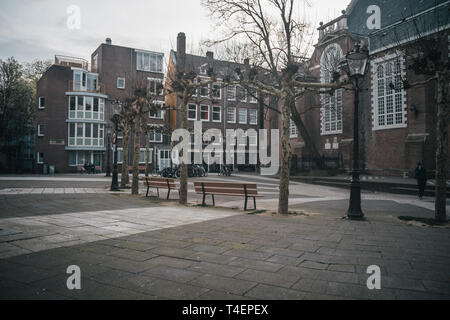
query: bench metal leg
[
  {"left": 146, "top": 186, "right": 149, "bottom": 197},
  {"left": 212, "top": 194, "right": 215, "bottom": 206},
  {"left": 167, "top": 188, "right": 171, "bottom": 200},
  {"left": 202, "top": 193, "right": 206, "bottom": 206},
  {"left": 157, "top": 188, "right": 160, "bottom": 198},
  {"left": 253, "top": 196, "right": 256, "bottom": 210},
  {"left": 244, "top": 196, "right": 248, "bottom": 211}
]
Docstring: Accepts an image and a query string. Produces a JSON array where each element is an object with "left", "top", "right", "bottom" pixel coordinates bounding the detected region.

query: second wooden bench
[
  {"left": 144, "top": 177, "right": 179, "bottom": 200},
  {"left": 193, "top": 181, "right": 263, "bottom": 210}
]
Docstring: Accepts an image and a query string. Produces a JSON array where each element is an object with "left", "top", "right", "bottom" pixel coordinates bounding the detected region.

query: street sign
[{"left": 347, "top": 0, "right": 449, "bottom": 37}]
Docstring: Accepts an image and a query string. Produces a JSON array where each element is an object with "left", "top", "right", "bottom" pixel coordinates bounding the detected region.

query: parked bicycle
[{"left": 218, "top": 165, "right": 232, "bottom": 177}]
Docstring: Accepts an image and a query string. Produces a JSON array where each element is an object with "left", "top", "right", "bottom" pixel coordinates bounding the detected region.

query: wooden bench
[
  {"left": 143, "top": 177, "right": 179, "bottom": 200},
  {"left": 194, "top": 182, "right": 263, "bottom": 210}
]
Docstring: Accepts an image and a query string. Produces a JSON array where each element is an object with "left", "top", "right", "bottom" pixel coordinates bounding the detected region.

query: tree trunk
[
  {"left": 144, "top": 127, "right": 150, "bottom": 177},
  {"left": 131, "top": 113, "right": 141, "bottom": 195},
  {"left": 120, "top": 126, "right": 130, "bottom": 188},
  {"left": 179, "top": 92, "right": 189, "bottom": 205},
  {"left": 290, "top": 103, "right": 325, "bottom": 169},
  {"left": 435, "top": 71, "right": 448, "bottom": 222},
  {"left": 278, "top": 93, "right": 292, "bottom": 214}
]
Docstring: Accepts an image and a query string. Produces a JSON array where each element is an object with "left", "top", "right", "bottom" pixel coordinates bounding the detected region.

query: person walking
[{"left": 414, "top": 162, "right": 427, "bottom": 200}]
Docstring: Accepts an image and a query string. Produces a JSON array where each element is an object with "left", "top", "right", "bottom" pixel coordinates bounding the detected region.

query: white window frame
[
  {"left": 37, "top": 152, "right": 44, "bottom": 164},
  {"left": 149, "top": 130, "right": 163, "bottom": 143},
  {"left": 200, "top": 105, "right": 210, "bottom": 122},
  {"left": 249, "top": 109, "right": 258, "bottom": 125},
  {"left": 212, "top": 83, "right": 222, "bottom": 100},
  {"left": 117, "top": 77, "right": 125, "bottom": 89},
  {"left": 238, "top": 108, "right": 247, "bottom": 124},
  {"left": 148, "top": 78, "right": 164, "bottom": 95},
  {"left": 188, "top": 104, "right": 197, "bottom": 121},
  {"left": 237, "top": 86, "right": 247, "bottom": 102},
  {"left": 227, "top": 107, "right": 236, "bottom": 123},
  {"left": 38, "top": 97, "right": 45, "bottom": 109},
  {"left": 38, "top": 124, "right": 44, "bottom": 137},
  {"left": 200, "top": 84, "right": 209, "bottom": 98},
  {"left": 136, "top": 51, "right": 163, "bottom": 73},
  {"left": 248, "top": 131, "right": 258, "bottom": 146},
  {"left": 290, "top": 119, "right": 298, "bottom": 138},
  {"left": 227, "top": 85, "right": 236, "bottom": 101},
  {"left": 371, "top": 53, "right": 407, "bottom": 131},
  {"left": 149, "top": 101, "right": 165, "bottom": 119},
  {"left": 249, "top": 90, "right": 258, "bottom": 104},
  {"left": 212, "top": 106, "right": 221, "bottom": 123},
  {"left": 320, "top": 43, "right": 343, "bottom": 136}
]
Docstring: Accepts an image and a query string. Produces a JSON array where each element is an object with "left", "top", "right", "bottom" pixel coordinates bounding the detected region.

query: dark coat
[{"left": 415, "top": 166, "right": 427, "bottom": 185}]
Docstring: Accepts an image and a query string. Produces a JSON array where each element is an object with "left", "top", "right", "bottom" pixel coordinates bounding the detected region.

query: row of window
[
  {"left": 187, "top": 104, "right": 258, "bottom": 125},
  {"left": 68, "top": 123, "right": 105, "bottom": 147},
  {"left": 193, "top": 84, "right": 258, "bottom": 103},
  {"left": 69, "top": 96, "right": 105, "bottom": 121}
]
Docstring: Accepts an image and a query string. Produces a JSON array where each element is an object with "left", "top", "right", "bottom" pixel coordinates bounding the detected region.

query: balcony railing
[
  {"left": 318, "top": 12, "right": 348, "bottom": 40},
  {"left": 55, "top": 55, "right": 89, "bottom": 70},
  {"left": 68, "top": 80, "right": 106, "bottom": 94}
]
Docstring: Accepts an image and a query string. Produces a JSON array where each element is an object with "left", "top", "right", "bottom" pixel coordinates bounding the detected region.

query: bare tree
[
  {"left": 167, "top": 69, "right": 217, "bottom": 204},
  {"left": 203, "top": 0, "right": 340, "bottom": 214}
]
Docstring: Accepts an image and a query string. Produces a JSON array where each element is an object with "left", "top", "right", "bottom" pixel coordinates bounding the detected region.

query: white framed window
[
  {"left": 38, "top": 97, "right": 45, "bottom": 109},
  {"left": 149, "top": 101, "right": 164, "bottom": 119},
  {"left": 188, "top": 104, "right": 197, "bottom": 120},
  {"left": 68, "top": 122, "right": 104, "bottom": 147},
  {"left": 139, "top": 148, "right": 153, "bottom": 164},
  {"left": 248, "top": 131, "right": 258, "bottom": 146},
  {"left": 290, "top": 119, "right": 298, "bottom": 138},
  {"left": 227, "top": 107, "right": 236, "bottom": 123},
  {"left": 200, "top": 105, "right": 210, "bottom": 121},
  {"left": 92, "top": 54, "right": 98, "bottom": 70},
  {"left": 117, "top": 77, "right": 125, "bottom": 89},
  {"left": 249, "top": 109, "right": 258, "bottom": 125},
  {"left": 212, "top": 83, "right": 222, "bottom": 99},
  {"left": 212, "top": 106, "right": 221, "bottom": 122},
  {"left": 249, "top": 89, "right": 258, "bottom": 103},
  {"left": 37, "top": 152, "right": 44, "bottom": 164},
  {"left": 372, "top": 54, "right": 407, "bottom": 131},
  {"left": 238, "top": 108, "right": 247, "bottom": 124},
  {"left": 320, "top": 43, "right": 343, "bottom": 135},
  {"left": 148, "top": 78, "right": 163, "bottom": 95},
  {"left": 136, "top": 51, "right": 163, "bottom": 73},
  {"left": 200, "top": 85, "right": 209, "bottom": 97},
  {"left": 38, "top": 124, "right": 45, "bottom": 137},
  {"left": 237, "top": 86, "right": 247, "bottom": 102},
  {"left": 149, "top": 131, "right": 163, "bottom": 143},
  {"left": 227, "top": 85, "right": 236, "bottom": 101}
]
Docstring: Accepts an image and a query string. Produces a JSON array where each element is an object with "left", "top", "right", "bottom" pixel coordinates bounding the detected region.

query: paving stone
[
  {"left": 107, "top": 249, "right": 158, "bottom": 262},
  {"left": 189, "top": 274, "right": 257, "bottom": 296},
  {"left": 299, "top": 260, "right": 329, "bottom": 270},
  {"left": 188, "top": 261, "right": 246, "bottom": 277},
  {"left": 197, "top": 290, "right": 249, "bottom": 300},
  {"left": 223, "top": 248, "right": 274, "bottom": 261},
  {"left": 235, "top": 269, "right": 300, "bottom": 288},
  {"left": 229, "top": 257, "right": 284, "bottom": 272},
  {"left": 142, "top": 266, "right": 202, "bottom": 283},
  {"left": 145, "top": 256, "right": 197, "bottom": 269},
  {"left": 328, "top": 264, "right": 355, "bottom": 273},
  {"left": 101, "top": 257, "right": 154, "bottom": 273},
  {"left": 244, "top": 284, "right": 305, "bottom": 300},
  {"left": 292, "top": 278, "right": 328, "bottom": 294},
  {"left": 265, "top": 254, "right": 303, "bottom": 266}
]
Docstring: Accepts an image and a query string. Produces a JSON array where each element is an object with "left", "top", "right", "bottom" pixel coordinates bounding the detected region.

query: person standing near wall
[{"left": 414, "top": 162, "right": 427, "bottom": 200}]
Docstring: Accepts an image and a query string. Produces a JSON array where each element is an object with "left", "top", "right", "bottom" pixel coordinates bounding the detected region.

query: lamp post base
[{"left": 347, "top": 177, "right": 364, "bottom": 220}]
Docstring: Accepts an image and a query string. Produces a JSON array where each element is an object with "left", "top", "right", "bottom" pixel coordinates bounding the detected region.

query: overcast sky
[{"left": 0, "top": 0, "right": 350, "bottom": 64}]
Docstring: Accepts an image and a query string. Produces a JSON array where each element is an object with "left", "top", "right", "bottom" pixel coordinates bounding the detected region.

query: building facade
[
  {"left": 35, "top": 40, "right": 168, "bottom": 173},
  {"left": 289, "top": 0, "right": 450, "bottom": 177},
  {"left": 166, "top": 33, "right": 264, "bottom": 172}
]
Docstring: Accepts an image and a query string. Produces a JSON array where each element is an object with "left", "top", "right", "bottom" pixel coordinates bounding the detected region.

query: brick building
[
  {"left": 35, "top": 39, "right": 168, "bottom": 173},
  {"left": 287, "top": 0, "right": 450, "bottom": 177},
  {"left": 165, "top": 33, "right": 264, "bottom": 172}
]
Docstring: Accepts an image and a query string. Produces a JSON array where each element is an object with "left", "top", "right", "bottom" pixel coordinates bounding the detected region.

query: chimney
[
  {"left": 206, "top": 51, "right": 214, "bottom": 60},
  {"left": 176, "top": 32, "right": 186, "bottom": 72},
  {"left": 105, "top": 38, "right": 112, "bottom": 45}
]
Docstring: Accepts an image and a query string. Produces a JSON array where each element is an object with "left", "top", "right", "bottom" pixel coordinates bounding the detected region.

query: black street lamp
[
  {"left": 340, "top": 42, "right": 369, "bottom": 220},
  {"left": 110, "top": 100, "right": 122, "bottom": 191}
]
